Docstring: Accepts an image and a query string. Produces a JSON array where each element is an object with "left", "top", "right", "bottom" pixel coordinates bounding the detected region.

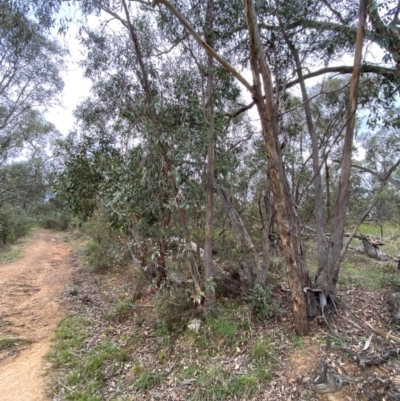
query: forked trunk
[{"left": 316, "top": 0, "right": 367, "bottom": 295}]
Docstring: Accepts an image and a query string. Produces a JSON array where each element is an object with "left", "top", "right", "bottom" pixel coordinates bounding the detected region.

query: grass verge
[{"left": 47, "top": 314, "right": 132, "bottom": 400}]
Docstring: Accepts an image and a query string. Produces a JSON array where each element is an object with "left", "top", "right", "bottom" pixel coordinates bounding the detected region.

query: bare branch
[
  {"left": 389, "top": 0, "right": 400, "bottom": 26},
  {"left": 225, "top": 64, "right": 397, "bottom": 120},
  {"left": 351, "top": 164, "right": 400, "bottom": 189},
  {"left": 284, "top": 65, "right": 398, "bottom": 90},
  {"left": 321, "top": 0, "right": 346, "bottom": 24},
  {"left": 224, "top": 101, "right": 255, "bottom": 118}
]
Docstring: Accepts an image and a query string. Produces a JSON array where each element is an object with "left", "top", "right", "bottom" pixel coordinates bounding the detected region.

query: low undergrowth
[
  {"left": 47, "top": 224, "right": 400, "bottom": 400},
  {"left": 46, "top": 253, "right": 285, "bottom": 400},
  {"left": 0, "top": 337, "right": 31, "bottom": 351},
  {"left": 0, "top": 228, "right": 34, "bottom": 264}
]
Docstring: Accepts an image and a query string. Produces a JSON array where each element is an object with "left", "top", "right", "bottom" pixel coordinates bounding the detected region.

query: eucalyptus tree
[
  {"left": 0, "top": 158, "right": 48, "bottom": 209},
  {"left": 155, "top": 0, "right": 265, "bottom": 300},
  {"left": 0, "top": 1, "right": 64, "bottom": 164},
  {"left": 0, "top": 157, "right": 50, "bottom": 243},
  {"left": 54, "top": 7, "right": 243, "bottom": 302},
  {"left": 54, "top": 0, "right": 261, "bottom": 305},
  {"left": 121, "top": 0, "right": 372, "bottom": 334}
]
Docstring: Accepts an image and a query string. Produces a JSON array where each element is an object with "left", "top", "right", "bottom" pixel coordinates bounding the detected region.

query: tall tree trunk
[
  {"left": 325, "top": 159, "right": 331, "bottom": 222},
  {"left": 282, "top": 32, "right": 327, "bottom": 272},
  {"left": 260, "top": 174, "right": 273, "bottom": 283},
  {"left": 204, "top": 0, "right": 216, "bottom": 307},
  {"left": 243, "top": 0, "right": 310, "bottom": 335},
  {"left": 316, "top": 0, "right": 367, "bottom": 295}
]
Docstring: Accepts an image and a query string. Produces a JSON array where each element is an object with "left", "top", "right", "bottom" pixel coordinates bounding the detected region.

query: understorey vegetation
[{"left": 46, "top": 225, "right": 400, "bottom": 400}]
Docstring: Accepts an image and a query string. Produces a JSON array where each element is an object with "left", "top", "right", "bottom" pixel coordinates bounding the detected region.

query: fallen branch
[{"left": 361, "top": 319, "right": 400, "bottom": 343}]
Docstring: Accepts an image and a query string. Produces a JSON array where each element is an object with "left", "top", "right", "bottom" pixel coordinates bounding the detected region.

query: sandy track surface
[{"left": 0, "top": 230, "right": 72, "bottom": 401}]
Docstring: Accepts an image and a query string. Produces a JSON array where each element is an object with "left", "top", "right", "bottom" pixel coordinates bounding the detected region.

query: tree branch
[
  {"left": 389, "top": 0, "right": 400, "bottom": 26},
  {"left": 149, "top": 0, "right": 253, "bottom": 92},
  {"left": 284, "top": 65, "right": 398, "bottom": 90},
  {"left": 225, "top": 64, "right": 397, "bottom": 120},
  {"left": 351, "top": 163, "right": 400, "bottom": 189},
  {"left": 321, "top": 0, "right": 346, "bottom": 24}
]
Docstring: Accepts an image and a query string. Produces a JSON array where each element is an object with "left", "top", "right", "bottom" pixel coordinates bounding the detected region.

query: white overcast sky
[{"left": 45, "top": 5, "right": 92, "bottom": 136}]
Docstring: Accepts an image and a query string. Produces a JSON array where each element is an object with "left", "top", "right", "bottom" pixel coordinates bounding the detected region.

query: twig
[
  {"left": 344, "top": 317, "right": 363, "bottom": 331},
  {"left": 58, "top": 381, "right": 74, "bottom": 393}
]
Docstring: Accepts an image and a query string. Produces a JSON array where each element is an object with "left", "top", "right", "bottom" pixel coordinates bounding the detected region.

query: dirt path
[{"left": 0, "top": 230, "right": 72, "bottom": 401}]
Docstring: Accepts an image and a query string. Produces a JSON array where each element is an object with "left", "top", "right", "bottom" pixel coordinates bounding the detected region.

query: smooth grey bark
[
  {"left": 316, "top": 0, "right": 368, "bottom": 294},
  {"left": 281, "top": 29, "right": 327, "bottom": 272},
  {"left": 325, "top": 159, "right": 331, "bottom": 221}
]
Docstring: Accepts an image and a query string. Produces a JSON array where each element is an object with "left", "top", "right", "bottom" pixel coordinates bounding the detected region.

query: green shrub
[
  {"left": 81, "top": 211, "right": 131, "bottom": 271},
  {"left": 0, "top": 204, "right": 32, "bottom": 245},
  {"left": 244, "top": 282, "right": 279, "bottom": 320},
  {"left": 84, "top": 240, "right": 108, "bottom": 270},
  {"left": 40, "top": 214, "right": 70, "bottom": 230},
  {"left": 155, "top": 287, "right": 193, "bottom": 333}
]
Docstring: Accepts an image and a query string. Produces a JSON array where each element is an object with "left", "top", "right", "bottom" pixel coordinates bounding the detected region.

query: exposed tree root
[
  {"left": 311, "top": 362, "right": 343, "bottom": 394},
  {"left": 340, "top": 347, "right": 400, "bottom": 370}
]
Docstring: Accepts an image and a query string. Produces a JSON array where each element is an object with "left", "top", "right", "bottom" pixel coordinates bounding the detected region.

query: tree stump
[{"left": 360, "top": 235, "right": 383, "bottom": 259}]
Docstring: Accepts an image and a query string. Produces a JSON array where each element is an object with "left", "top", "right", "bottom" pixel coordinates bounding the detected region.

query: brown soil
[{"left": 0, "top": 230, "right": 72, "bottom": 401}]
